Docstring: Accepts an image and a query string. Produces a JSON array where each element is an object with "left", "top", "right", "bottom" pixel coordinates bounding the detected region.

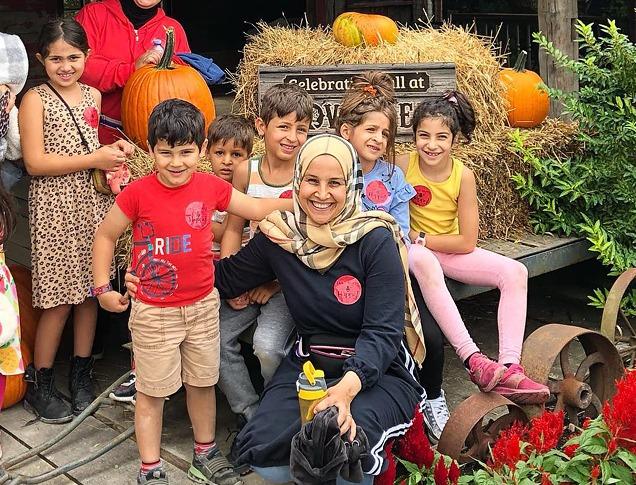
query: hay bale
[
  {"left": 232, "top": 22, "right": 508, "bottom": 138},
  {"left": 231, "top": 22, "right": 578, "bottom": 239}
]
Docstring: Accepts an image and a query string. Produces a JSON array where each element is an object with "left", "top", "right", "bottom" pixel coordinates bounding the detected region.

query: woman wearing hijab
[
  {"left": 76, "top": 0, "right": 190, "bottom": 144},
  {"left": 214, "top": 134, "right": 427, "bottom": 484}
]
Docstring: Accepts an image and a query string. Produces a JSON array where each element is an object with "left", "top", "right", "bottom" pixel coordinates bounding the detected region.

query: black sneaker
[
  {"left": 23, "top": 364, "right": 73, "bottom": 424},
  {"left": 188, "top": 447, "right": 242, "bottom": 485},
  {"left": 109, "top": 371, "right": 136, "bottom": 404},
  {"left": 69, "top": 356, "right": 96, "bottom": 415},
  {"left": 138, "top": 465, "right": 169, "bottom": 484}
]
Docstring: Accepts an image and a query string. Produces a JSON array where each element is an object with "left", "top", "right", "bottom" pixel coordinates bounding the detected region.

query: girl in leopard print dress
[{"left": 18, "top": 19, "right": 132, "bottom": 423}]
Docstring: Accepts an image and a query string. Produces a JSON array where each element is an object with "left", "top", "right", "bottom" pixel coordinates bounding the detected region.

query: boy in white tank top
[{"left": 218, "top": 84, "right": 313, "bottom": 469}]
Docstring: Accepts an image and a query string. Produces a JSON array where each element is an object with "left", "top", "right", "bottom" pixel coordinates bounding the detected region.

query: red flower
[
  {"left": 395, "top": 407, "right": 435, "bottom": 468},
  {"left": 433, "top": 457, "right": 449, "bottom": 485},
  {"left": 448, "top": 460, "right": 461, "bottom": 484},
  {"left": 527, "top": 410, "right": 564, "bottom": 453},
  {"left": 563, "top": 443, "right": 579, "bottom": 458},
  {"left": 602, "top": 371, "right": 636, "bottom": 453},
  {"left": 83, "top": 106, "right": 99, "bottom": 128},
  {"left": 491, "top": 422, "right": 526, "bottom": 469},
  {"left": 374, "top": 441, "right": 396, "bottom": 485},
  {"left": 590, "top": 464, "right": 600, "bottom": 479},
  {"left": 541, "top": 472, "right": 552, "bottom": 485},
  {"left": 582, "top": 417, "right": 592, "bottom": 429},
  {"left": 607, "top": 437, "right": 618, "bottom": 454}
]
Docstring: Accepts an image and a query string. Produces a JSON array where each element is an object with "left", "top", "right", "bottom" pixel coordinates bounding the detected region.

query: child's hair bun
[{"left": 351, "top": 71, "right": 396, "bottom": 102}]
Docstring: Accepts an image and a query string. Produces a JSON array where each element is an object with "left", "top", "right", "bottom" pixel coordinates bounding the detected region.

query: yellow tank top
[{"left": 406, "top": 151, "right": 463, "bottom": 235}]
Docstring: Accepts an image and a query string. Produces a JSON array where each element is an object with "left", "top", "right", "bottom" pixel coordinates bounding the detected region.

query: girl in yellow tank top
[{"left": 397, "top": 92, "right": 548, "bottom": 439}]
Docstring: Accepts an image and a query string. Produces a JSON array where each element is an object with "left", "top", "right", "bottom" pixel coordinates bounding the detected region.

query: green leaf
[
  {"left": 608, "top": 463, "right": 635, "bottom": 484},
  {"left": 396, "top": 458, "right": 421, "bottom": 475},
  {"left": 617, "top": 450, "right": 636, "bottom": 472}
]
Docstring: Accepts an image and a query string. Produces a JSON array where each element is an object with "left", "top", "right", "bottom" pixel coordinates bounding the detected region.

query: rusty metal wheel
[
  {"left": 521, "top": 324, "right": 624, "bottom": 426},
  {"left": 600, "top": 268, "right": 636, "bottom": 368},
  {"left": 437, "top": 393, "right": 528, "bottom": 463}
]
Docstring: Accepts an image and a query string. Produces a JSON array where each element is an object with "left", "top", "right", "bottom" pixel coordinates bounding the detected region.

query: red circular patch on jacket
[
  {"left": 83, "top": 106, "right": 99, "bottom": 128},
  {"left": 333, "top": 275, "right": 362, "bottom": 305},
  {"left": 365, "top": 180, "right": 390, "bottom": 205},
  {"left": 279, "top": 190, "right": 293, "bottom": 199},
  {"left": 412, "top": 185, "right": 432, "bottom": 207}
]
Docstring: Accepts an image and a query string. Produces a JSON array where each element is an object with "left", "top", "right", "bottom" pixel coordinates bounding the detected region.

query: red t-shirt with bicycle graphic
[{"left": 116, "top": 172, "right": 232, "bottom": 306}]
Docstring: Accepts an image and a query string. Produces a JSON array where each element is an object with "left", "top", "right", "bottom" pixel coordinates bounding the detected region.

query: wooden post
[{"left": 537, "top": 0, "right": 578, "bottom": 117}]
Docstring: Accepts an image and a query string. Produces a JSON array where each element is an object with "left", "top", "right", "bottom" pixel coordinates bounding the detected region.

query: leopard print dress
[{"left": 29, "top": 83, "right": 113, "bottom": 309}]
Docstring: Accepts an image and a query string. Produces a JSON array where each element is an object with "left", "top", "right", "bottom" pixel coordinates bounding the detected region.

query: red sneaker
[
  {"left": 492, "top": 364, "right": 550, "bottom": 404},
  {"left": 467, "top": 353, "right": 507, "bottom": 392}
]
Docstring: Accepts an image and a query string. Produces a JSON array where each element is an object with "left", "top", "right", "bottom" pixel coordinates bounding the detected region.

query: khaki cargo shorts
[{"left": 128, "top": 289, "right": 220, "bottom": 398}]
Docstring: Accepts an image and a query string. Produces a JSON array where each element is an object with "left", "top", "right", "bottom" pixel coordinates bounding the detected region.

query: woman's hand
[
  {"left": 97, "top": 291, "right": 129, "bottom": 313},
  {"left": 93, "top": 145, "right": 126, "bottom": 170},
  {"left": 313, "top": 371, "right": 362, "bottom": 440},
  {"left": 124, "top": 268, "right": 139, "bottom": 298},
  {"left": 134, "top": 49, "right": 162, "bottom": 70}
]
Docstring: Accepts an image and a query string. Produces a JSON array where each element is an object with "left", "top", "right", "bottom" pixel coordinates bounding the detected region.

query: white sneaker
[{"left": 422, "top": 390, "right": 450, "bottom": 443}]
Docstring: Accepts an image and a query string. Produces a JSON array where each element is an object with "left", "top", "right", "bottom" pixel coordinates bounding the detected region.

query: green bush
[{"left": 511, "top": 20, "right": 636, "bottom": 317}]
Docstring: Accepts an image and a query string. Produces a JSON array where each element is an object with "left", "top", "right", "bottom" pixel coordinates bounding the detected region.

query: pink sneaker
[
  {"left": 467, "top": 353, "right": 507, "bottom": 392},
  {"left": 492, "top": 364, "right": 550, "bottom": 404}
]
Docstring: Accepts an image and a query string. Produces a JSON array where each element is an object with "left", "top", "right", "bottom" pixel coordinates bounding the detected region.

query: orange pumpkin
[
  {"left": 333, "top": 12, "right": 398, "bottom": 47},
  {"left": 3, "top": 266, "right": 39, "bottom": 409},
  {"left": 3, "top": 343, "right": 31, "bottom": 409},
  {"left": 121, "top": 27, "right": 215, "bottom": 151},
  {"left": 498, "top": 50, "right": 550, "bottom": 128}
]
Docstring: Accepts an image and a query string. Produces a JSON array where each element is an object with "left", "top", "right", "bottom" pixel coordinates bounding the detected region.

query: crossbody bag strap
[{"left": 45, "top": 82, "right": 91, "bottom": 152}]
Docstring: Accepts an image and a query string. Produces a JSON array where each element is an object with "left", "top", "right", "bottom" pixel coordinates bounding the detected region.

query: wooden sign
[{"left": 258, "top": 63, "right": 456, "bottom": 140}]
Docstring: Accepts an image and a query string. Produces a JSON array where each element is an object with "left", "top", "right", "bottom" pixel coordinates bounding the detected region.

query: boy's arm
[
  {"left": 226, "top": 189, "right": 293, "bottom": 223},
  {"left": 220, "top": 159, "right": 249, "bottom": 259},
  {"left": 92, "top": 204, "right": 132, "bottom": 312}
]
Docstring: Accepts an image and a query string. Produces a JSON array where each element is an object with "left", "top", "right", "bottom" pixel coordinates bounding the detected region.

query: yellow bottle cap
[{"left": 302, "top": 360, "right": 325, "bottom": 385}]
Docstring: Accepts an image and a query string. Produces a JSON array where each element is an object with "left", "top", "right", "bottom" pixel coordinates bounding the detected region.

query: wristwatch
[
  {"left": 90, "top": 283, "right": 112, "bottom": 297},
  {"left": 415, "top": 231, "right": 427, "bottom": 247}
]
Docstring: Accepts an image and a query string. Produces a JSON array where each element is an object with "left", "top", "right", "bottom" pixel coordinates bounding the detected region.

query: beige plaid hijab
[{"left": 259, "top": 134, "right": 426, "bottom": 365}]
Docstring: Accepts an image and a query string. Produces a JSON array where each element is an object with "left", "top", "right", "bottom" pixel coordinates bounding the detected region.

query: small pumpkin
[
  {"left": 3, "top": 266, "right": 39, "bottom": 410},
  {"left": 333, "top": 12, "right": 398, "bottom": 47},
  {"left": 2, "top": 343, "right": 30, "bottom": 410},
  {"left": 498, "top": 50, "right": 550, "bottom": 128},
  {"left": 121, "top": 27, "right": 215, "bottom": 151}
]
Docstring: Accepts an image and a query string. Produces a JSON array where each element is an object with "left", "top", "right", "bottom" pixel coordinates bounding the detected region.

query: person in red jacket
[{"left": 76, "top": 0, "right": 190, "bottom": 144}]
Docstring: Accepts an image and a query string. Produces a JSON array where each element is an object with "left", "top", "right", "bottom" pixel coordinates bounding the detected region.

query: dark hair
[
  {"left": 37, "top": 18, "right": 89, "bottom": 57},
  {"left": 207, "top": 114, "right": 255, "bottom": 154},
  {"left": 147, "top": 99, "right": 206, "bottom": 149},
  {"left": 334, "top": 71, "right": 398, "bottom": 163},
  {"left": 260, "top": 83, "right": 313, "bottom": 125},
  {"left": 0, "top": 183, "right": 16, "bottom": 246},
  {"left": 410, "top": 91, "right": 476, "bottom": 142}
]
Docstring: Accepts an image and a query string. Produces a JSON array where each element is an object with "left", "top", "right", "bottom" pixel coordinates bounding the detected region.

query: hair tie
[
  {"left": 362, "top": 85, "right": 377, "bottom": 97},
  {"left": 443, "top": 91, "right": 458, "bottom": 105}
]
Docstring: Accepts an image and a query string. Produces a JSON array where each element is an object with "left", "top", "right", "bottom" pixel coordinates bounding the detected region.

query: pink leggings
[{"left": 408, "top": 245, "right": 528, "bottom": 365}]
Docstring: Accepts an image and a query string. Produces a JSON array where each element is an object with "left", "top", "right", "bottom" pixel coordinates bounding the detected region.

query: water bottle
[
  {"left": 151, "top": 38, "right": 164, "bottom": 56},
  {"left": 297, "top": 361, "right": 327, "bottom": 424}
]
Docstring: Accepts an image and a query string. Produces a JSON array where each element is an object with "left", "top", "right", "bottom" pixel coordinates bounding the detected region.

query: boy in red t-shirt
[{"left": 92, "top": 99, "right": 290, "bottom": 485}]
